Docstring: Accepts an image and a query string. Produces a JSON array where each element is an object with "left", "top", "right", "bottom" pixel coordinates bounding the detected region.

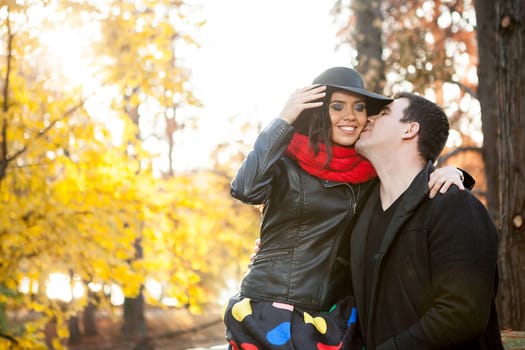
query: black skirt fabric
[{"left": 223, "top": 295, "right": 362, "bottom": 350}]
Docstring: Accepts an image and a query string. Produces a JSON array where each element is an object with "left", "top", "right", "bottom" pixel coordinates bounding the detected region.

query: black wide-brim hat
[{"left": 313, "top": 66, "right": 393, "bottom": 116}]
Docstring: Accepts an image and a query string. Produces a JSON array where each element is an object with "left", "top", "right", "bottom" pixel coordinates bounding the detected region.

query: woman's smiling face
[{"left": 328, "top": 90, "right": 368, "bottom": 147}]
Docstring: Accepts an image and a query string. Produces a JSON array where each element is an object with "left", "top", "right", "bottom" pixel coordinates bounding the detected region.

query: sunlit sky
[
  {"left": 37, "top": 1, "right": 481, "bottom": 171},
  {"left": 173, "top": 0, "right": 351, "bottom": 170},
  {"left": 39, "top": 1, "right": 351, "bottom": 171}
]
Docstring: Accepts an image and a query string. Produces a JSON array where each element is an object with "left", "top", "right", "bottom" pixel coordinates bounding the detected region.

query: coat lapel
[
  {"left": 376, "top": 162, "right": 434, "bottom": 256},
  {"left": 350, "top": 183, "right": 378, "bottom": 326}
]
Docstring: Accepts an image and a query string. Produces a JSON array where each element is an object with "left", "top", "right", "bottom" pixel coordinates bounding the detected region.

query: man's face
[{"left": 355, "top": 97, "right": 410, "bottom": 155}]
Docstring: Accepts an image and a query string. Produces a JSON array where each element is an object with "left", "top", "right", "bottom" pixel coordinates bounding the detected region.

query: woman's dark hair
[{"left": 291, "top": 88, "right": 335, "bottom": 167}]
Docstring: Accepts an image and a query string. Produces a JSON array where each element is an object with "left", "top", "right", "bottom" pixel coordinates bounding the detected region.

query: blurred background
[{"left": 1, "top": 0, "right": 523, "bottom": 349}]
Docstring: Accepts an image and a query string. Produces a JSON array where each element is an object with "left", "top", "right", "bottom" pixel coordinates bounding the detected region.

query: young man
[{"left": 352, "top": 92, "right": 503, "bottom": 349}]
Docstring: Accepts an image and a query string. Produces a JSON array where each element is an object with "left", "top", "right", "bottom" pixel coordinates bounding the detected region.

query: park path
[
  {"left": 67, "top": 305, "right": 228, "bottom": 350},
  {"left": 184, "top": 345, "right": 228, "bottom": 350}
]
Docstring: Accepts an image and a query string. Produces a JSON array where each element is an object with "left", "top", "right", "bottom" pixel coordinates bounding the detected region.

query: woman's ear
[{"left": 401, "top": 122, "right": 420, "bottom": 139}]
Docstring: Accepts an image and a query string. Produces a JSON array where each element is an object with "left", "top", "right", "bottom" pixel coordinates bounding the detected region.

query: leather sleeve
[{"left": 230, "top": 118, "right": 295, "bottom": 204}]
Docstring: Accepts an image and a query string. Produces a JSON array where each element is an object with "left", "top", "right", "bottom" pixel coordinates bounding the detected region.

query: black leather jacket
[{"left": 231, "top": 118, "right": 372, "bottom": 311}]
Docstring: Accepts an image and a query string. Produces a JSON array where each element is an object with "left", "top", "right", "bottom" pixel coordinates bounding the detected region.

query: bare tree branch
[
  {"left": 0, "top": 332, "right": 18, "bottom": 345},
  {"left": 1, "top": 10, "right": 14, "bottom": 182},
  {"left": 449, "top": 80, "right": 478, "bottom": 99},
  {"left": 437, "top": 146, "right": 482, "bottom": 165},
  {"left": 6, "top": 98, "right": 88, "bottom": 163}
]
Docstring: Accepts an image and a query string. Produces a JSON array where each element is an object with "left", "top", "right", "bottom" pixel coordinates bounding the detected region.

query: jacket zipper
[
  {"left": 352, "top": 185, "right": 361, "bottom": 213},
  {"left": 322, "top": 181, "right": 360, "bottom": 213},
  {"left": 317, "top": 183, "right": 358, "bottom": 308},
  {"left": 350, "top": 185, "right": 358, "bottom": 213}
]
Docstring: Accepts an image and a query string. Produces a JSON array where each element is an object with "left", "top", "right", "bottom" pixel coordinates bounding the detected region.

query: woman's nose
[{"left": 343, "top": 109, "right": 357, "bottom": 120}]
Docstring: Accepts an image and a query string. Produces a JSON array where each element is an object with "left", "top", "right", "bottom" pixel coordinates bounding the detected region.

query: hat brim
[{"left": 325, "top": 84, "right": 393, "bottom": 116}]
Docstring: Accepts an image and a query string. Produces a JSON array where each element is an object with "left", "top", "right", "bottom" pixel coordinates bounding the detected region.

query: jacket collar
[{"left": 378, "top": 161, "right": 434, "bottom": 251}]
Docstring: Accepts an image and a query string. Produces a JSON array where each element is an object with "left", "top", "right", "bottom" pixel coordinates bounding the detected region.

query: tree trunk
[
  {"left": 0, "top": 11, "right": 13, "bottom": 182},
  {"left": 83, "top": 295, "right": 98, "bottom": 336},
  {"left": 353, "top": 0, "right": 386, "bottom": 93},
  {"left": 122, "top": 288, "right": 147, "bottom": 336},
  {"left": 475, "top": 0, "right": 525, "bottom": 330},
  {"left": 122, "top": 239, "right": 148, "bottom": 339},
  {"left": 68, "top": 315, "right": 82, "bottom": 344},
  {"left": 475, "top": 0, "right": 501, "bottom": 224},
  {"left": 165, "top": 107, "right": 177, "bottom": 177},
  {"left": 122, "top": 97, "right": 149, "bottom": 343},
  {"left": 494, "top": 0, "right": 525, "bottom": 330}
]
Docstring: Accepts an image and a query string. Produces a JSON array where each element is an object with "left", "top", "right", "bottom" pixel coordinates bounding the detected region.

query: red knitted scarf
[{"left": 285, "top": 132, "right": 377, "bottom": 183}]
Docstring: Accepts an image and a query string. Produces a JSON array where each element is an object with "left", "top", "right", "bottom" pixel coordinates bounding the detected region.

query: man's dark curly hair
[{"left": 395, "top": 92, "right": 449, "bottom": 162}]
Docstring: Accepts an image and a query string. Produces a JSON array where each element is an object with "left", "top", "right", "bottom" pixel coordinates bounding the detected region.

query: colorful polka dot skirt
[{"left": 223, "top": 295, "right": 362, "bottom": 350}]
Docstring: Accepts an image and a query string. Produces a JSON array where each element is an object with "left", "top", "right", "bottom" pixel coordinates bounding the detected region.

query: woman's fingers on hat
[
  {"left": 279, "top": 86, "right": 325, "bottom": 123},
  {"left": 307, "top": 84, "right": 326, "bottom": 92},
  {"left": 303, "top": 101, "right": 323, "bottom": 109},
  {"left": 299, "top": 86, "right": 326, "bottom": 102},
  {"left": 297, "top": 84, "right": 326, "bottom": 93},
  {"left": 291, "top": 87, "right": 325, "bottom": 105}
]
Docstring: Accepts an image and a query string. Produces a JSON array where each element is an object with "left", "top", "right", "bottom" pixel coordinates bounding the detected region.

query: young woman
[{"left": 223, "top": 67, "right": 467, "bottom": 350}]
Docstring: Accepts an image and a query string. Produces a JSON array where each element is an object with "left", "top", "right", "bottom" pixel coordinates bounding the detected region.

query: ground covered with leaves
[
  {"left": 56, "top": 306, "right": 525, "bottom": 350},
  {"left": 65, "top": 305, "right": 226, "bottom": 350}
]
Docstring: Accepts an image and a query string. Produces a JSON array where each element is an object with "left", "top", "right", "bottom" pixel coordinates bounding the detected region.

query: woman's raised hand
[{"left": 278, "top": 85, "right": 326, "bottom": 124}]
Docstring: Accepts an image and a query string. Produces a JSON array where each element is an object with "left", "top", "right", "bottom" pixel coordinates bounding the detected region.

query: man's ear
[{"left": 401, "top": 122, "right": 420, "bottom": 140}]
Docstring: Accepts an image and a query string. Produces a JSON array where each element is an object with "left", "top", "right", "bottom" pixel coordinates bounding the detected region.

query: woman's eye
[
  {"left": 354, "top": 103, "right": 366, "bottom": 112},
  {"left": 330, "top": 103, "right": 344, "bottom": 111}
]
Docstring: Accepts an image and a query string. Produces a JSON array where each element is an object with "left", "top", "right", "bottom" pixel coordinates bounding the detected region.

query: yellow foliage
[{"left": 0, "top": 0, "right": 259, "bottom": 346}]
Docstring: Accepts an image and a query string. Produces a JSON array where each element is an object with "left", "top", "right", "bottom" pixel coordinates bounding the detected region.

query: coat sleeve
[
  {"left": 458, "top": 167, "right": 475, "bottom": 190},
  {"left": 377, "top": 190, "right": 499, "bottom": 350},
  {"left": 230, "top": 118, "right": 294, "bottom": 204}
]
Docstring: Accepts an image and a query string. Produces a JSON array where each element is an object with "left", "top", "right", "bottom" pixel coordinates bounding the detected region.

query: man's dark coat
[{"left": 351, "top": 162, "right": 503, "bottom": 349}]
